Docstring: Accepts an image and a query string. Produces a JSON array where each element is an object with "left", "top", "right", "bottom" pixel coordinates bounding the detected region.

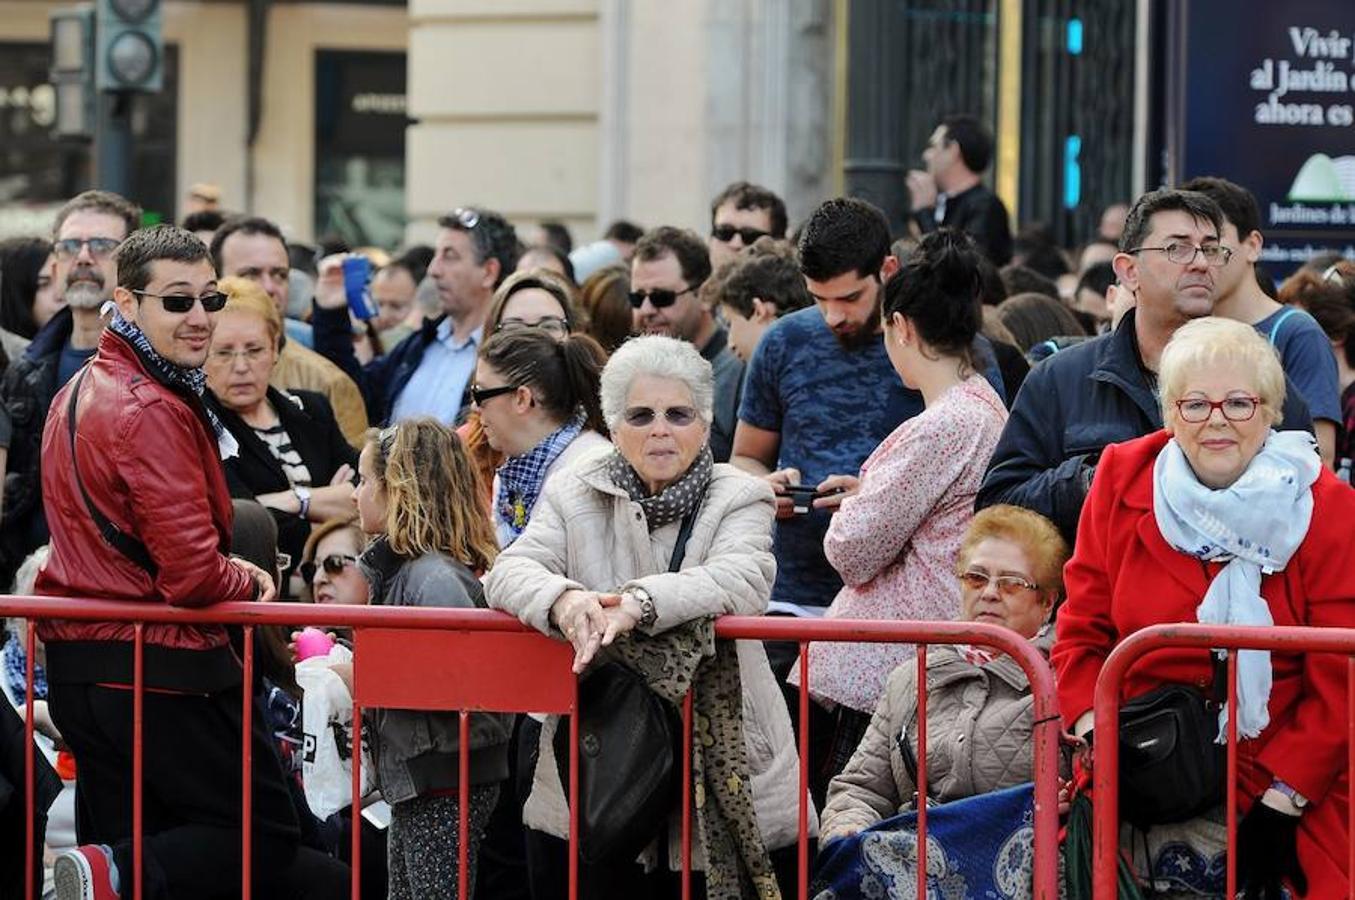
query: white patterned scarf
[{"left": 1152, "top": 429, "right": 1320, "bottom": 740}]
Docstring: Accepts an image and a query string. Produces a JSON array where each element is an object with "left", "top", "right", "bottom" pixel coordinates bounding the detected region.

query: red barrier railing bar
[
  {"left": 3, "top": 598, "right": 1066, "bottom": 898},
  {"left": 1349, "top": 658, "right": 1354, "bottom": 896},
  {"left": 24, "top": 620, "right": 36, "bottom": 900},
  {"left": 242, "top": 625, "right": 254, "bottom": 899},
  {"left": 458, "top": 710, "right": 470, "bottom": 899},
  {"left": 568, "top": 678, "right": 579, "bottom": 900},
  {"left": 681, "top": 690, "right": 693, "bottom": 900},
  {"left": 915, "top": 644, "right": 928, "bottom": 900},
  {"left": 350, "top": 631, "right": 362, "bottom": 900},
  {"left": 1092, "top": 623, "right": 1355, "bottom": 896},
  {"left": 1225, "top": 650, "right": 1238, "bottom": 900},
  {"left": 797, "top": 641, "right": 809, "bottom": 900},
  {"left": 133, "top": 622, "right": 144, "bottom": 900}
]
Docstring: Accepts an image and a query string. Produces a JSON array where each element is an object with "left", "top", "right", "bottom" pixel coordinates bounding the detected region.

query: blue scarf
[
  {"left": 2, "top": 631, "right": 47, "bottom": 702},
  {"left": 495, "top": 412, "right": 587, "bottom": 543},
  {"left": 107, "top": 307, "right": 235, "bottom": 458},
  {"left": 1153, "top": 429, "right": 1321, "bottom": 740}
]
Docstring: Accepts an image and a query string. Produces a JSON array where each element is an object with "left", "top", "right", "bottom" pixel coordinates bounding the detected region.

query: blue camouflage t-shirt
[
  {"left": 740, "top": 307, "right": 1006, "bottom": 613},
  {"left": 738, "top": 308, "right": 924, "bottom": 612}
]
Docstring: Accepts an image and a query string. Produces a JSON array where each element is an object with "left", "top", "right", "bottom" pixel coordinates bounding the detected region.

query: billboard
[{"left": 1173, "top": 1, "right": 1355, "bottom": 273}]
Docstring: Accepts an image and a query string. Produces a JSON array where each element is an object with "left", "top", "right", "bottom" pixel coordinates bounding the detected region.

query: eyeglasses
[
  {"left": 1128, "top": 242, "right": 1233, "bottom": 267},
  {"left": 629, "top": 286, "right": 697, "bottom": 309},
  {"left": 959, "top": 570, "right": 1039, "bottom": 596},
  {"left": 132, "top": 290, "right": 228, "bottom": 314},
  {"left": 1174, "top": 395, "right": 1262, "bottom": 423},
  {"left": 208, "top": 345, "right": 271, "bottom": 366},
  {"left": 470, "top": 383, "right": 520, "bottom": 406},
  {"left": 53, "top": 237, "right": 122, "bottom": 260},
  {"left": 497, "top": 316, "right": 569, "bottom": 338},
  {"left": 451, "top": 207, "right": 480, "bottom": 229},
  {"left": 711, "top": 224, "right": 770, "bottom": 245},
  {"left": 300, "top": 553, "right": 358, "bottom": 584},
  {"left": 621, "top": 405, "right": 699, "bottom": 428}
]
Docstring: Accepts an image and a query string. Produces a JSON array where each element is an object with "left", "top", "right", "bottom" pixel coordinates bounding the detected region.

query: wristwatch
[
  {"left": 1271, "top": 779, "right": 1309, "bottom": 810},
  {"left": 625, "top": 586, "right": 658, "bottom": 630},
  {"left": 293, "top": 485, "right": 312, "bottom": 519}
]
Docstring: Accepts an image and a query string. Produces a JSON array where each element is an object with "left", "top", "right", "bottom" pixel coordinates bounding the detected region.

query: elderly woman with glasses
[
  {"left": 820, "top": 504, "right": 1067, "bottom": 843},
  {"left": 204, "top": 278, "right": 358, "bottom": 592},
  {"left": 485, "top": 335, "right": 809, "bottom": 899},
  {"left": 1055, "top": 316, "right": 1355, "bottom": 899}
]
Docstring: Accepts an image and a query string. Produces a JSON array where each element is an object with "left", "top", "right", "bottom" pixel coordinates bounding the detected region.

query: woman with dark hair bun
[
  {"left": 473, "top": 328, "right": 611, "bottom": 546},
  {"left": 789, "top": 229, "right": 1010, "bottom": 791}
]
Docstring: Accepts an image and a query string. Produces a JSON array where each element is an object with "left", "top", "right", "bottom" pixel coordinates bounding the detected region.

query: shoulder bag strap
[
  {"left": 666, "top": 507, "right": 700, "bottom": 573},
  {"left": 66, "top": 368, "right": 158, "bottom": 575}
]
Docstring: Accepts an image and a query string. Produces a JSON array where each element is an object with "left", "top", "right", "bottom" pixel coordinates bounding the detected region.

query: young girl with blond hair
[{"left": 350, "top": 417, "right": 509, "bottom": 899}]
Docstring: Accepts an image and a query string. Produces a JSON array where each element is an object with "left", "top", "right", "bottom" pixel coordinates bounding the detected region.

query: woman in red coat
[{"left": 1054, "top": 316, "right": 1355, "bottom": 899}]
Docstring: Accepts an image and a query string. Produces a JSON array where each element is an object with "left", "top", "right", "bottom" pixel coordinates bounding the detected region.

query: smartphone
[
  {"left": 342, "top": 256, "right": 377, "bottom": 320},
  {"left": 783, "top": 484, "right": 841, "bottom": 515}
]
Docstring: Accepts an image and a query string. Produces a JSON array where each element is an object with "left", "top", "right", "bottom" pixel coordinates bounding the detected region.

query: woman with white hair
[
  {"left": 485, "top": 334, "right": 810, "bottom": 899},
  {"left": 1055, "top": 316, "right": 1355, "bottom": 898}
]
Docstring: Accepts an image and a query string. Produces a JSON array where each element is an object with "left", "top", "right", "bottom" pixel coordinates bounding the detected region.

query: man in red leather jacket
[{"left": 37, "top": 226, "right": 347, "bottom": 899}]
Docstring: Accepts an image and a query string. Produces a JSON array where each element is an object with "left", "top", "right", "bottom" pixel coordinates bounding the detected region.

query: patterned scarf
[
  {"left": 107, "top": 307, "right": 235, "bottom": 457},
  {"left": 1153, "top": 429, "right": 1321, "bottom": 740},
  {"left": 2, "top": 631, "right": 47, "bottom": 702},
  {"left": 606, "top": 445, "right": 714, "bottom": 531},
  {"left": 605, "top": 619, "right": 780, "bottom": 900},
  {"left": 495, "top": 411, "right": 586, "bottom": 543}
]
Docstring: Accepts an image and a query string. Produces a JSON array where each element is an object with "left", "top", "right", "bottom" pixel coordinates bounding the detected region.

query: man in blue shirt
[
  {"left": 312, "top": 207, "right": 521, "bottom": 425},
  {"left": 734, "top": 197, "right": 1003, "bottom": 619}
]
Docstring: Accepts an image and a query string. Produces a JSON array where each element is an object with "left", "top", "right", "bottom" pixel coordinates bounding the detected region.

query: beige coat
[
  {"left": 484, "top": 452, "right": 817, "bottom": 864},
  {"left": 820, "top": 634, "right": 1051, "bottom": 844},
  {"left": 271, "top": 340, "right": 369, "bottom": 448}
]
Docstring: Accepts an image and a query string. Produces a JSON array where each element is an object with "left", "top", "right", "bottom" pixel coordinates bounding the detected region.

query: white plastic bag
[{"left": 296, "top": 643, "right": 375, "bottom": 819}]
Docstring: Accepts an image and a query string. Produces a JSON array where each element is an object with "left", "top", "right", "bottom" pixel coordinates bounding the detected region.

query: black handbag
[
  {"left": 554, "top": 507, "right": 699, "bottom": 864},
  {"left": 1117, "top": 681, "right": 1226, "bottom": 828}
]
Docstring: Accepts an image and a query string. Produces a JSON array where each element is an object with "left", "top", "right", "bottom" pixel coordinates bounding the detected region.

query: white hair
[{"left": 599, "top": 335, "right": 715, "bottom": 430}]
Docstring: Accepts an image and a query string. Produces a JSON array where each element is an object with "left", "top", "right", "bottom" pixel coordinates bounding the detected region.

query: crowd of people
[{"left": 1, "top": 111, "right": 1354, "bottom": 900}]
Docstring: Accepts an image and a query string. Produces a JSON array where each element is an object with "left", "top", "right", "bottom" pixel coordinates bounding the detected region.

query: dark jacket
[
  {"left": 311, "top": 304, "right": 451, "bottom": 426},
  {"left": 701, "top": 326, "right": 744, "bottom": 463},
  {"left": 0, "top": 307, "right": 73, "bottom": 584},
  {"left": 913, "top": 182, "right": 1013, "bottom": 266},
  {"left": 36, "top": 329, "right": 254, "bottom": 691},
  {"left": 205, "top": 387, "right": 358, "bottom": 570},
  {"left": 976, "top": 309, "right": 1314, "bottom": 546},
  {"left": 362, "top": 548, "right": 511, "bottom": 803}
]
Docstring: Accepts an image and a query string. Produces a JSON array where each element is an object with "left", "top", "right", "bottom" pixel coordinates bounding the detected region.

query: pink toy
[{"left": 295, "top": 627, "right": 336, "bottom": 662}]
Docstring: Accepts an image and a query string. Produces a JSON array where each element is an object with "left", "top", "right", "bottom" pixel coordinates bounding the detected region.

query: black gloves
[{"left": 1236, "top": 799, "right": 1307, "bottom": 899}]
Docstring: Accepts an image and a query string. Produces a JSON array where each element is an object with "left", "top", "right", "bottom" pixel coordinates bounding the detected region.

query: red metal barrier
[
  {"left": 1091, "top": 623, "right": 1355, "bottom": 898},
  {"left": 2, "top": 596, "right": 1062, "bottom": 899}
]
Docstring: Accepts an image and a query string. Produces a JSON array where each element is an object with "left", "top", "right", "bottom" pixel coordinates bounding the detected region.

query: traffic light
[
  {"left": 49, "top": 5, "right": 96, "bottom": 139},
  {"left": 95, "top": 0, "right": 162, "bottom": 92}
]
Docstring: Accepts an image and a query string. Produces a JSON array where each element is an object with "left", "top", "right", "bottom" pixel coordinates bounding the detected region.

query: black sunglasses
[
  {"left": 629, "top": 286, "right": 697, "bottom": 310},
  {"left": 300, "top": 553, "right": 358, "bottom": 583},
  {"left": 470, "top": 383, "right": 520, "bottom": 406},
  {"left": 133, "top": 289, "right": 228, "bottom": 314},
  {"left": 711, "top": 224, "right": 770, "bottom": 245},
  {"left": 622, "top": 405, "right": 699, "bottom": 428}
]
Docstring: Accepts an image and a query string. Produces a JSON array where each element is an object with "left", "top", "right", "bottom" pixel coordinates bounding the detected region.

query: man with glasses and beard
[
  {"left": 630, "top": 225, "right": 744, "bottom": 461},
  {"left": 732, "top": 198, "right": 1005, "bottom": 796},
  {"left": 0, "top": 190, "right": 140, "bottom": 587},
  {"left": 39, "top": 225, "right": 349, "bottom": 899}
]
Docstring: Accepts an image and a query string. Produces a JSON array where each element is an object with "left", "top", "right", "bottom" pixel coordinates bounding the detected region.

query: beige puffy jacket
[
  {"left": 484, "top": 450, "right": 817, "bottom": 865},
  {"left": 820, "top": 633, "right": 1051, "bottom": 844}
]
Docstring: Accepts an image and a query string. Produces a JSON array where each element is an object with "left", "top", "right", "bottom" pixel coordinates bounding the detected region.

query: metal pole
[{"left": 95, "top": 90, "right": 133, "bottom": 196}]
